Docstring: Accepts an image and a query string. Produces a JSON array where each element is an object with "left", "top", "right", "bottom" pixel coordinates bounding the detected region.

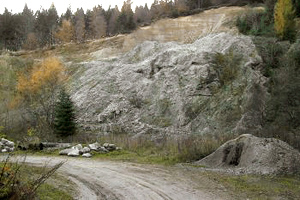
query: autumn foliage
[
  {"left": 17, "top": 57, "right": 66, "bottom": 96},
  {"left": 274, "top": 0, "right": 296, "bottom": 41},
  {"left": 55, "top": 19, "right": 74, "bottom": 43},
  {"left": 16, "top": 57, "right": 67, "bottom": 133}
]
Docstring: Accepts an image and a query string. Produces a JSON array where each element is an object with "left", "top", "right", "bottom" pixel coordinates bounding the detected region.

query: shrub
[
  {"left": 252, "top": 37, "right": 288, "bottom": 76},
  {"left": 236, "top": 10, "right": 275, "bottom": 37},
  {"left": 211, "top": 51, "right": 242, "bottom": 86},
  {"left": 0, "top": 154, "right": 64, "bottom": 199}
]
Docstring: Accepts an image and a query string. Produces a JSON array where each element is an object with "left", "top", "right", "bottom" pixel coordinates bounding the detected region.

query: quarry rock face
[
  {"left": 71, "top": 33, "right": 266, "bottom": 138},
  {"left": 196, "top": 134, "right": 300, "bottom": 175}
]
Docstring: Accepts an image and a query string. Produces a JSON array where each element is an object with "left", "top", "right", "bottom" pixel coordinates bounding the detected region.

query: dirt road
[{"left": 22, "top": 156, "right": 231, "bottom": 200}]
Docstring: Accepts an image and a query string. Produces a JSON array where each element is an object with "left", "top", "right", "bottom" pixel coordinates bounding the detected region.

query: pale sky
[{"left": 1, "top": 0, "right": 154, "bottom": 15}]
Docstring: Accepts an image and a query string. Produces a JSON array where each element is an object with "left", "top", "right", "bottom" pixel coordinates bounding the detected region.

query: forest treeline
[{"left": 0, "top": 0, "right": 233, "bottom": 51}]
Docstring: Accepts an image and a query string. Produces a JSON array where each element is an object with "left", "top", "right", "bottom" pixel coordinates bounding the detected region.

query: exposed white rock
[
  {"left": 72, "top": 144, "right": 83, "bottom": 150},
  {"left": 71, "top": 33, "right": 266, "bottom": 137},
  {"left": 68, "top": 149, "right": 80, "bottom": 157},
  {"left": 89, "top": 142, "right": 101, "bottom": 150},
  {"left": 59, "top": 148, "right": 73, "bottom": 155},
  {"left": 0, "top": 138, "right": 15, "bottom": 153},
  {"left": 80, "top": 147, "right": 91, "bottom": 154},
  {"left": 82, "top": 153, "right": 92, "bottom": 158},
  {"left": 98, "top": 147, "right": 109, "bottom": 153}
]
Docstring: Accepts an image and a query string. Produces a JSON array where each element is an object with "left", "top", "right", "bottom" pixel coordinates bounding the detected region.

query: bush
[
  {"left": 252, "top": 37, "right": 289, "bottom": 76},
  {"left": 0, "top": 154, "right": 64, "bottom": 199},
  {"left": 236, "top": 10, "right": 275, "bottom": 37},
  {"left": 211, "top": 51, "right": 243, "bottom": 86}
]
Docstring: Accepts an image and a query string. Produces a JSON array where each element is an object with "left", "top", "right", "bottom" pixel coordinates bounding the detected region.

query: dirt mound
[{"left": 196, "top": 134, "right": 300, "bottom": 174}]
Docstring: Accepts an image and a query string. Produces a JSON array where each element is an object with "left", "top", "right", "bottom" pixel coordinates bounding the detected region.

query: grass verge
[
  {"left": 206, "top": 172, "right": 300, "bottom": 200},
  {"left": 0, "top": 155, "right": 75, "bottom": 199}
]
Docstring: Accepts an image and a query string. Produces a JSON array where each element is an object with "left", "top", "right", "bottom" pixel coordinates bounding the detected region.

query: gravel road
[{"left": 21, "top": 156, "right": 230, "bottom": 200}]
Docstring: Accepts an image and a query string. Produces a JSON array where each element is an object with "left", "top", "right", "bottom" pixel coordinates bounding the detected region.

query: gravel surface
[{"left": 21, "top": 156, "right": 231, "bottom": 200}]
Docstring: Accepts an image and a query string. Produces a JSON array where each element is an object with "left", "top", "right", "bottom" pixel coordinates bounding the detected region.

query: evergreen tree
[
  {"left": 107, "top": 6, "right": 120, "bottom": 35},
  {"left": 293, "top": 0, "right": 300, "bottom": 17},
  {"left": 21, "top": 4, "right": 35, "bottom": 39},
  {"left": 53, "top": 88, "right": 76, "bottom": 138},
  {"left": 74, "top": 8, "right": 85, "bottom": 42},
  {"left": 117, "top": 0, "right": 136, "bottom": 33}
]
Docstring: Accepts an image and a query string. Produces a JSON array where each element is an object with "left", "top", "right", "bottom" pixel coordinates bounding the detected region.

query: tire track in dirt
[{"left": 19, "top": 156, "right": 231, "bottom": 200}]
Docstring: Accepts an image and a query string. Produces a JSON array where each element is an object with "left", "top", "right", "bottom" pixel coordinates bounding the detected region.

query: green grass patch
[
  {"left": 212, "top": 173, "right": 300, "bottom": 199},
  {"left": 92, "top": 149, "right": 180, "bottom": 165},
  {"left": 37, "top": 183, "right": 73, "bottom": 200}
]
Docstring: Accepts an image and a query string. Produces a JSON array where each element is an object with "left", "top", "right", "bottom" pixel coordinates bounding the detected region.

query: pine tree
[
  {"left": 293, "top": 0, "right": 300, "bottom": 17},
  {"left": 74, "top": 8, "right": 85, "bottom": 42},
  {"left": 274, "top": 0, "right": 296, "bottom": 42},
  {"left": 53, "top": 88, "right": 76, "bottom": 138}
]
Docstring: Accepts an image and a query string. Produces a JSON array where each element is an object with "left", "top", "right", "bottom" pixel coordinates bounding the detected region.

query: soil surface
[{"left": 22, "top": 156, "right": 231, "bottom": 200}]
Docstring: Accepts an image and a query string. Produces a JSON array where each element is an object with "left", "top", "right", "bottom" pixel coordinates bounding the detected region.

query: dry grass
[{"left": 95, "top": 133, "right": 237, "bottom": 165}]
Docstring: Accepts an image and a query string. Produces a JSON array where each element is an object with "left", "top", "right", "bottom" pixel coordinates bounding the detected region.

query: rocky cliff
[{"left": 70, "top": 32, "right": 267, "bottom": 138}]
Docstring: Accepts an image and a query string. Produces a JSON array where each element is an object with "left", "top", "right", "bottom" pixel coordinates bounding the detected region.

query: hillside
[
  {"left": 66, "top": 6, "right": 266, "bottom": 139},
  {"left": 0, "top": 5, "right": 299, "bottom": 150}
]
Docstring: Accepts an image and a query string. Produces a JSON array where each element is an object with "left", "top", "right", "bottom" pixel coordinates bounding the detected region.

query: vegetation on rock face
[
  {"left": 211, "top": 51, "right": 242, "bottom": 87},
  {"left": 236, "top": 9, "right": 275, "bottom": 37},
  {"left": 53, "top": 88, "right": 77, "bottom": 139}
]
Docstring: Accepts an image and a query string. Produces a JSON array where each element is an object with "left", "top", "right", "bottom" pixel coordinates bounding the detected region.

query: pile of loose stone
[
  {"left": 0, "top": 138, "right": 15, "bottom": 153},
  {"left": 59, "top": 142, "right": 121, "bottom": 158}
]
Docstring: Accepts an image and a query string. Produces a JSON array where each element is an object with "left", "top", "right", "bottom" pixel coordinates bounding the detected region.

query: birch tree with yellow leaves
[
  {"left": 16, "top": 57, "right": 67, "bottom": 133},
  {"left": 274, "top": 0, "right": 296, "bottom": 42}
]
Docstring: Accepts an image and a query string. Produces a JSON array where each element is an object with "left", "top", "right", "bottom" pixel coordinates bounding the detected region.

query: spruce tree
[{"left": 54, "top": 88, "right": 76, "bottom": 138}]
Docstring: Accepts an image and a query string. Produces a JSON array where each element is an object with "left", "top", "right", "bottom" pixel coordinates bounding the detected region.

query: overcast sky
[{"left": 1, "top": 0, "right": 154, "bottom": 15}]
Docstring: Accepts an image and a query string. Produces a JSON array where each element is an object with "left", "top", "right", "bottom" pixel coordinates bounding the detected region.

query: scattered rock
[
  {"left": 89, "top": 142, "right": 101, "bottom": 151},
  {"left": 80, "top": 147, "right": 91, "bottom": 154},
  {"left": 59, "top": 142, "right": 119, "bottom": 157},
  {"left": 196, "top": 134, "right": 300, "bottom": 175},
  {"left": 1, "top": 138, "right": 14, "bottom": 148},
  {"left": 59, "top": 148, "right": 73, "bottom": 155},
  {"left": 105, "top": 144, "right": 116, "bottom": 151},
  {"left": 72, "top": 144, "right": 83, "bottom": 150},
  {"left": 68, "top": 149, "right": 80, "bottom": 157},
  {"left": 116, "top": 147, "right": 122, "bottom": 151},
  {"left": 0, "top": 138, "right": 15, "bottom": 153},
  {"left": 82, "top": 153, "right": 92, "bottom": 158},
  {"left": 98, "top": 146, "right": 109, "bottom": 153}
]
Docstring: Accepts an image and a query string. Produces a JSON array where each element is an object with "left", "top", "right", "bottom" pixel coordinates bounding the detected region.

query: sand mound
[{"left": 196, "top": 134, "right": 300, "bottom": 174}]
